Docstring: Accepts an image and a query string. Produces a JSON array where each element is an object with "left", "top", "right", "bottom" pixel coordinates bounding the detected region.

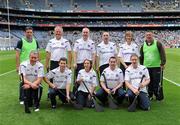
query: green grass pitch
[{"left": 0, "top": 48, "right": 179, "bottom": 125}]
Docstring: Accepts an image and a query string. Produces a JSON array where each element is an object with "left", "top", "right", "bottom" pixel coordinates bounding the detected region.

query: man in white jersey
[
  {"left": 73, "top": 27, "right": 96, "bottom": 95},
  {"left": 96, "top": 32, "right": 118, "bottom": 75},
  {"left": 44, "top": 57, "right": 72, "bottom": 109},
  {"left": 73, "top": 27, "right": 96, "bottom": 78},
  {"left": 96, "top": 57, "right": 125, "bottom": 105},
  {"left": 125, "top": 54, "right": 150, "bottom": 111},
  {"left": 45, "top": 26, "right": 72, "bottom": 71},
  {"left": 45, "top": 26, "right": 72, "bottom": 99},
  {"left": 20, "top": 50, "right": 44, "bottom": 113}
]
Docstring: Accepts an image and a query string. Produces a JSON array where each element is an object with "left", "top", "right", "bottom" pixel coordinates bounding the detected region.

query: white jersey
[
  {"left": 118, "top": 42, "right": 140, "bottom": 63},
  {"left": 97, "top": 41, "right": 117, "bottom": 67},
  {"left": 125, "top": 65, "right": 150, "bottom": 93},
  {"left": 46, "top": 67, "right": 72, "bottom": 89},
  {"left": 20, "top": 60, "right": 44, "bottom": 83},
  {"left": 73, "top": 38, "right": 96, "bottom": 64},
  {"left": 77, "top": 69, "right": 97, "bottom": 93},
  {"left": 46, "top": 37, "right": 71, "bottom": 61},
  {"left": 100, "top": 67, "right": 124, "bottom": 89}
]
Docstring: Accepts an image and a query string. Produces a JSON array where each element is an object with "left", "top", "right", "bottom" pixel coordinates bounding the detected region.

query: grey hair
[
  {"left": 29, "top": 50, "right": 39, "bottom": 56},
  {"left": 54, "top": 26, "right": 63, "bottom": 33}
]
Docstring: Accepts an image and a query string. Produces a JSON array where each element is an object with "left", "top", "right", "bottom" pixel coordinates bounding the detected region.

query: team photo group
[{"left": 15, "top": 26, "right": 166, "bottom": 113}]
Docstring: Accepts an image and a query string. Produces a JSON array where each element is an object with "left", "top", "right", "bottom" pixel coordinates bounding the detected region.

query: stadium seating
[{"left": 1, "top": 0, "right": 179, "bottom": 12}]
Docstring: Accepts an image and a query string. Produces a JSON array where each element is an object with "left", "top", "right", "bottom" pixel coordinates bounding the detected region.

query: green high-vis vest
[
  {"left": 143, "top": 40, "right": 161, "bottom": 67},
  {"left": 20, "top": 37, "right": 37, "bottom": 63}
]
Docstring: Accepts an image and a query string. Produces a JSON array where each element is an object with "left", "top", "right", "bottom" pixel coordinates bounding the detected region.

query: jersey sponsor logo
[
  {"left": 53, "top": 47, "right": 65, "bottom": 50},
  {"left": 101, "top": 51, "right": 114, "bottom": 54},
  {"left": 26, "top": 73, "right": 37, "bottom": 77},
  {"left": 106, "top": 73, "right": 109, "bottom": 76},
  {"left": 106, "top": 78, "right": 119, "bottom": 81},
  {"left": 79, "top": 48, "right": 91, "bottom": 51}
]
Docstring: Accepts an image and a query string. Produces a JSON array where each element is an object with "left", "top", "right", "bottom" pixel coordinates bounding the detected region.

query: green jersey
[
  {"left": 143, "top": 40, "right": 161, "bottom": 67},
  {"left": 20, "top": 37, "right": 38, "bottom": 62}
]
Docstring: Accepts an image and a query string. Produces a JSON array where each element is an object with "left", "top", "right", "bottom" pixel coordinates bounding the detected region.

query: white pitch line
[
  {"left": 0, "top": 59, "right": 45, "bottom": 77},
  {"left": 0, "top": 69, "right": 16, "bottom": 77},
  {"left": 163, "top": 77, "right": 180, "bottom": 87}
]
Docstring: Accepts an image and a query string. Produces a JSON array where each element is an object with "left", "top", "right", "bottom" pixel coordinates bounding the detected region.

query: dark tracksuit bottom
[
  {"left": 120, "top": 62, "right": 131, "bottom": 90},
  {"left": 24, "top": 86, "right": 43, "bottom": 109},
  {"left": 49, "top": 89, "right": 68, "bottom": 106},
  {"left": 96, "top": 87, "right": 125, "bottom": 105},
  {"left": 76, "top": 90, "right": 93, "bottom": 107},
  {"left": 126, "top": 89, "right": 150, "bottom": 110},
  {"left": 147, "top": 67, "right": 161, "bottom": 99},
  {"left": 73, "top": 63, "right": 84, "bottom": 96}
]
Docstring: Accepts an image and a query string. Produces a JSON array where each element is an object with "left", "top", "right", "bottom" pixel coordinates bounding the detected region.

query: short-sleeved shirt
[
  {"left": 20, "top": 60, "right": 44, "bottom": 83},
  {"left": 73, "top": 38, "right": 96, "bottom": 64},
  {"left": 100, "top": 67, "right": 124, "bottom": 89},
  {"left": 97, "top": 41, "right": 117, "bottom": 67},
  {"left": 46, "top": 67, "right": 72, "bottom": 89},
  {"left": 118, "top": 42, "right": 140, "bottom": 63},
  {"left": 125, "top": 65, "right": 150, "bottom": 93},
  {"left": 46, "top": 37, "right": 71, "bottom": 61},
  {"left": 77, "top": 69, "right": 97, "bottom": 93}
]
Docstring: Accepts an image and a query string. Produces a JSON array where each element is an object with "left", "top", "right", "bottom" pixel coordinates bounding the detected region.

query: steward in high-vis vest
[
  {"left": 15, "top": 27, "right": 40, "bottom": 104},
  {"left": 140, "top": 32, "right": 166, "bottom": 101}
]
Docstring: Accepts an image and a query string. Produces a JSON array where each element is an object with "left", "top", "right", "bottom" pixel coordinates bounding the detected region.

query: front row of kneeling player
[{"left": 20, "top": 50, "right": 150, "bottom": 113}]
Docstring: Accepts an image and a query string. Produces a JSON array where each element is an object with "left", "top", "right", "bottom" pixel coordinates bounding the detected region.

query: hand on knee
[{"left": 23, "top": 84, "right": 31, "bottom": 89}]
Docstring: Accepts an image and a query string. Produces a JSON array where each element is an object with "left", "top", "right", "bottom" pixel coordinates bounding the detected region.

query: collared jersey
[
  {"left": 46, "top": 67, "right": 72, "bottom": 89},
  {"left": 46, "top": 37, "right": 71, "bottom": 61},
  {"left": 100, "top": 67, "right": 124, "bottom": 89},
  {"left": 125, "top": 65, "right": 150, "bottom": 93},
  {"left": 20, "top": 60, "right": 44, "bottom": 83},
  {"left": 118, "top": 42, "right": 140, "bottom": 63},
  {"left": 77, "top": 69, "right": 97, "bottom": 93},
  {"left": 73, "top": 38, "right": 96, "bottom": 64},
  {"left": 97, "top": 41, "right": 117, "bottom": 66}
]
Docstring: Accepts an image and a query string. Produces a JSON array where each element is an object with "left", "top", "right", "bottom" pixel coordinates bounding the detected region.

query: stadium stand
[{"left": 0, "top": 0, "right": 179, "bottom": 50}]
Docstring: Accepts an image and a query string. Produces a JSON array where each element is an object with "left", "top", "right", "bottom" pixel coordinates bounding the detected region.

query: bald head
[
  {"left": 82, "top": 27, "right": 90, "bottom": 41},
  {"left": 102, "top": 32, "right": 109, "bottom": 43}
]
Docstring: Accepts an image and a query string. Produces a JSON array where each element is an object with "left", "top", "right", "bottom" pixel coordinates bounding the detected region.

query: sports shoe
[
  {"left": 25, "top": 107, "right": 31, "bottom": 113},
  {"left": 20, "top": 101, "right": 24, "bottom": 105},
  {"left": 34, "top": 108, "right": 40, "bottom": 112},
  {"left": 149, "top": 97, "right": 153, "bottom": 101},
  {"left": 51, "top": 105, "right": 56, "bottom": 109}
]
